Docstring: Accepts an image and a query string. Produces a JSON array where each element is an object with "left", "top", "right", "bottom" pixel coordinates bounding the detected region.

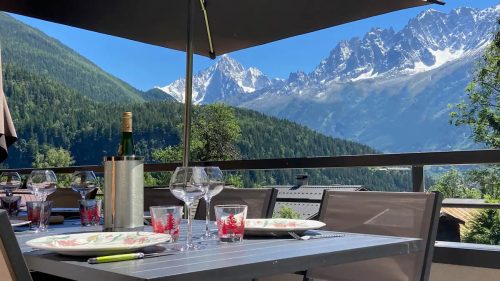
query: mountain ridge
[
  {"left": 0, "top": 12, "right": 145, "bottom": 102},
  {"left": 155, "top": 4, "right": 499, "bottom": 152}
]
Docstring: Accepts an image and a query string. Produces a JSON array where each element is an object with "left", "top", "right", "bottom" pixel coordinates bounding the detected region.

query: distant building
[{"left": 436, "top": 198, "right": 483, "bottom": 242}]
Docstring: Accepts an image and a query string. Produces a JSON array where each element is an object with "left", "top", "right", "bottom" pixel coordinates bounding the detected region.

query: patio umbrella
[
  {"left": 0, "top": 0, "right": 444, "bottom": 166},
  {"left": 0, "top": 49, "right": 17, "bottom": 163}
]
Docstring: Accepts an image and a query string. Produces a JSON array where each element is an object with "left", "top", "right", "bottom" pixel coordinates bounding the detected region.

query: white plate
[
  {"left": 26, "top": 232, "right": 171, "bottom": 256},
  {"left": 245, "top": 219, "right": 325, "bottom": 236},
  {"left": 10, "top": 219, "right": 31, "bottom": 227}
]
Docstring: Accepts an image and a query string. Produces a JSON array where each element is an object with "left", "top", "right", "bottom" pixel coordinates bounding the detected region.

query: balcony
[{"left": 2, "top": 149, "right": 500, "bottom": 280}]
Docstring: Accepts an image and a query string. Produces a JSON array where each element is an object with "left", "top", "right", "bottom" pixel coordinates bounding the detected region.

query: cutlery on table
[
  {"left": 288, "top": 232, "right": 345, "bottom": 240},
  {"left": 87, "top": 252, "right": 175, "bottom": 264}
]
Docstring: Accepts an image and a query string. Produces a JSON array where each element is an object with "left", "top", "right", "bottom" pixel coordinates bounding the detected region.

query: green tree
[
  {"left": 429, "top": 169, "right": 481, "bottom": 199},
  {"left": 274, "top": 206, "right": 300, "bottom": 219},
  {"left": 465, "top": 166, "right": 500, "bottom": 199},
  {"left": 190, "top": 103, "right": 241, "bottom": 161},
  {"left": 463, "top": 209, "right": 500, "bottom": 245},
  {"left": 32, "top": 147, "right": 74, "bottom": 168},
  {"left": 32, "top": 147, "right": 74, "bottom": 187},
  {"left": 450, "top": 20, "right": 500, "bottom": 148},
  {"left": 225, "top": 174, "right": 244, "bottom": 188},
  {"left": 148, "top": 104, "right": 242, "bottom": 185}
]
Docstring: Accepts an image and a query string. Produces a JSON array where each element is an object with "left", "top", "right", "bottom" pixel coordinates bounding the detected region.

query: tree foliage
[
  {"left": 190, "top": 103, "right": 241, "bottom": 161},
  {"left": 274, "top": 206, "right": 300, "bottom": 219},
  {"left": 32, "top": 146, "right": 74, "bottom": 187},
  {"left": 3, "top": 62, "right": 411, "bottom": 191},
  {"left": 450, "top": 19, "right": 500, "bottom": 148},
  {"left": 428, "top": 169, "right": 480, "bottom": 199},
  {"left": 32, "top": 147, "right": 74, "bottom": 169},
  {"left": 463, "top": 209, "right": 500, "bottom": 245}
]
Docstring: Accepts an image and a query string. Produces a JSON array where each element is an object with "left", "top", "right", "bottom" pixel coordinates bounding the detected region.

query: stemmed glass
[
  {"left": 169, "top": 166, "right": 208, "bottom": 250},
  {"left": 0, "top": 172, "right": 22, "bottom": 218},
  {"left": 200, "top": 167, "right": 224, "bottom": 240},
  {"left": 70, "top": 171, "right": 98, "bottom": 200},
  {"left": 27, "top": 170, "right": 58, "bottom": 201},
  {"left": 0, "top": 172, "right": 22, "bottom": 197}
]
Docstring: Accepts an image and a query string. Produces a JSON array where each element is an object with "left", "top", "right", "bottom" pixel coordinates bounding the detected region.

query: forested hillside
[
  {"left": 3, "top": 64, "right": 410, "bottom": 190},
  {"left": 0, "top": 13, "right": 144, "bottom": 102}
]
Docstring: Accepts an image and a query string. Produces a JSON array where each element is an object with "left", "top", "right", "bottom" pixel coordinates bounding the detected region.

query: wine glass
[
  {"left": 200, "top": 167, "right": 224, "bottom": 240},
  {"left": 70, "top": 171, "right": 98, "bottom": 200},
  {"left": 27, "top": 170, "right": 58, "bottom": 201},
  {"left": 0, "top": 172, "right": 22, "bottom": 218},
  {"left": 169, "top": 166, "right": 208, "bottom": 250},
  {"left": 0, "top": 172, "right": 22, "bottom": 197}
]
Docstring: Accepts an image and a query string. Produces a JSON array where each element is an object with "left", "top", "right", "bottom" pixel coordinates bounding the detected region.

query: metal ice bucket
[{"left": 103, "top": 156, "right": 144, "bottom": 231}]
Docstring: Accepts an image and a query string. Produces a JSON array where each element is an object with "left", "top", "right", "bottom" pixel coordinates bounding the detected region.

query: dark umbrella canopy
[
  {"left": 0, "top": 50, "right": 17, "bottom": 163},
  {"left": 0, "top": 0, "right": 434, "bottom": 58},
  {"left": 0, "top": 0, "right": 442, "bottom": 166}
]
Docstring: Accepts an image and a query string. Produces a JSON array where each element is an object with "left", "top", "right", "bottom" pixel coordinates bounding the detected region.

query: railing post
[{"left": 412, "top": 165, "right": 425, "bottom": 192}]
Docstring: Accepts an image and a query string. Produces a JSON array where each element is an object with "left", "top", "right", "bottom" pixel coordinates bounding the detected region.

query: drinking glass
[
  {"left": 0, "top": 172, "right": 22, "bottom": 197},
  {"left": 79, "top": 199, "right": 102, "bottom": 226},
  {"left": 215, "top": 205, "right": 247, "bottom": 242},
  {"left": 0, "top": 196, "right": 21, "bottom": 217},
  {"left": 27, "top": 170, "right": 58, "bottom": 201},
  {"left": 169, "top": 167, "right": 208, "bottom": 250},
  {"left": 71, "top": 171, "right": 98, "bottom": 200},
  {"left": 150, "top": 206, "right": 183, "bottom": 242},
  {"left": 27, "top": 201, "right": 53, "bottom": 232},
  {"left": 201, "top": 167, "right": 224, "bottom": 239},
  {"left": 27, "top": 170, "right": 57, "bottom": 232}
]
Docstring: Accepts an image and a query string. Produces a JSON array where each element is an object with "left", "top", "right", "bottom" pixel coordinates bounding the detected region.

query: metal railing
[
  {"left": 3, "top": 149, "right": 500, "bottom": 270},
  {"left": 2, "top": 149, "right": 499, "bottom": 193}
]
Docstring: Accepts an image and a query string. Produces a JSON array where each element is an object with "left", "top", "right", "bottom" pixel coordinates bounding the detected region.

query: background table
[{"left": 16, "top": 220, "right": 422, "bottom": 281}]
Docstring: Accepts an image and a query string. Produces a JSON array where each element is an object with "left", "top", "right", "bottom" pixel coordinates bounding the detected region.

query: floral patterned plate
[
  {"left": 245, "top": 219, "right": 325, "bottom": 236},
  {"left": 26, "top": 232, "right": 171, "bottom": 256}
]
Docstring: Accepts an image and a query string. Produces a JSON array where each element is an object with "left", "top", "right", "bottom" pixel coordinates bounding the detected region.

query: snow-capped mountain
[
  {"left": 155, "top": 4, "right": 499, "bottom": 152},
  {"left": 158, "top": 55, "right": 280, "bottom": 104},
  {"left": 311, "top": 6, "right": 497, "bottom": 82}
]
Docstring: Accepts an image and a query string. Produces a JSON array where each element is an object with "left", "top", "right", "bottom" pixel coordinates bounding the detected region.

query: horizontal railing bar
[
  {"left": 434, "top": 242, "right": 500, "bottom": 269},
  {"left": 1, "top": 149, "right": 498, "bottom": 174},
  {"left": 442, "top": 202, "right": 500, "bottom": 209},
  {"left": 274, "top": 198, "right": 322, "bottom": 204}
]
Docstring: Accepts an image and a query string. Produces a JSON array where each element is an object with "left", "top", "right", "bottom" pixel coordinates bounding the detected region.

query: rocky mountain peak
[{"left": 158, "top": 55, "right": 277, "bottom": 104}]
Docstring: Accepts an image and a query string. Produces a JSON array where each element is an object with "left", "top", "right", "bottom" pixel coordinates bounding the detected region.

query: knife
[{"left": 87, "top": 252, "right": 175, "bottom": 264}]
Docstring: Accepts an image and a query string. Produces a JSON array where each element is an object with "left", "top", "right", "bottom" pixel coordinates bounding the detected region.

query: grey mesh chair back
[
  {"left": 195, "top": 188, "right": 278, "bottom": 220},
  {"left": 144, "top": 187, "right": 184, "bottom": 211},
  {"left": 0, "top": 210, "right": 32, "bottom": 281},
  {"left": 309, "top": 191, "right": 442, "bottom": 281}
]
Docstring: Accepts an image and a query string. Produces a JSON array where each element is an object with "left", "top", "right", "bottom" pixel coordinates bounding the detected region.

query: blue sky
[{"left": 11, "top": 0, "right": 496, "bottom": 91}]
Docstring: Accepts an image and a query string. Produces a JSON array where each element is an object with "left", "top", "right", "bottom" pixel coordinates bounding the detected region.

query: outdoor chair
[
  {"left": 144, "top": 187, "right": 184, "bottom": 211},
  {"left": 307, "top": 191, "right": 442, "bottom": 281},
  {"left": 46, "top": 188, "right": 97, "bottom": 208},
  {"left": 195, "top": 187, "right": 278, "bottom": 220},
  {"left": 0, "top": 210, "right": 32, "bottom": 281}
]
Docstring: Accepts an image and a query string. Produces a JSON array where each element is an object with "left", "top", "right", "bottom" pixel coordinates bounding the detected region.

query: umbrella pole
[{"left": 182, "top": 0, "right": 195, "bottom": 167}]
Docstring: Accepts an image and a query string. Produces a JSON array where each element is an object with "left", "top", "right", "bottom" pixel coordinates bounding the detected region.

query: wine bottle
[{"left": 118, "top": 112, "right": 135, "bottom": 156}]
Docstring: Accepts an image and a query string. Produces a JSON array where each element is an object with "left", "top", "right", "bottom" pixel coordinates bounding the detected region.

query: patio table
[{"left": 15, "top": 220, "right": 422, "bottom": 281}]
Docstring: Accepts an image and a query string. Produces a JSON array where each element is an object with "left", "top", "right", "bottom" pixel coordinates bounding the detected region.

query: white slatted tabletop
[{"left": 16, "top": 220, "right": 422, "bottom": 281}]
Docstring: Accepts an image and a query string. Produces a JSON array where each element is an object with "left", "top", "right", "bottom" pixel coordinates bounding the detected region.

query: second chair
[{"left": 195, "top": 187, "right": 278, "bottom": 220}]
